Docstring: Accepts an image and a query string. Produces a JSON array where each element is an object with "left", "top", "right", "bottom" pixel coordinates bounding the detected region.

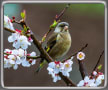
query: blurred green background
[{"left": 3, "top": 3, "right": 105, "bottom": 87}]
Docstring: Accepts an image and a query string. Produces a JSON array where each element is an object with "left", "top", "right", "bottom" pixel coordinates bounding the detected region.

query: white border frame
[{"left": 1, "top": 0, "right": 107, "bottom": 89}]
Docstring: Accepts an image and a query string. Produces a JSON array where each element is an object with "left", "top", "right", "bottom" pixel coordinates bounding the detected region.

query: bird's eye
[{"left": 60, "top": 24, "right": 65, "bottom": 27}]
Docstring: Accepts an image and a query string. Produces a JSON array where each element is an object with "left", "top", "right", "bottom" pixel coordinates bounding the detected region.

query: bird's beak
[{"left": 64, "top": 26, "right": 68, "bottom": 31}]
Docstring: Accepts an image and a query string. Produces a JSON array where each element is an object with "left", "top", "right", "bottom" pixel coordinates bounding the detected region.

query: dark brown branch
[
  {"left": 4, "top": 52, "right": 41, "bottom": 59},
  {"left": 4, "top": 27, "right": 76, "bottom": 86},
  {"left": 30, "top": 32, "right": 76, "bottom": 86},
  {"left": 55, "top": 4, "right": 70, "bottom": 21},
  {"left": 69, "top": 44, "right": 88, "bottom": 58},
  {"left": 41, "top": 4, "right": 71, "bottom": 43},
  {"left": 26, "top": 55, "right": 41, "bottom": 59},
  {"left": 78, "top": 60, "right": 88, "bottom": 79},
  {"left": 62, "top": 44, "right": 88, "bottom": 79},
  {"left": 5, "top": 28, "right": 88, "bottom": 81},
  {"left": 62, "top": 44, "right": 88, "bottom": 62},
  {"left": 92, "top": 50, "right": 104, "bottom": 73},
  {"left": 4, "top": 4, "right": 76, "bottom": 86},
  {"left": 59, "top": 72, "right": 76, "bottom": 86},
  {"left": 4, "top": 27, "right": 16, "bottom": 33}
]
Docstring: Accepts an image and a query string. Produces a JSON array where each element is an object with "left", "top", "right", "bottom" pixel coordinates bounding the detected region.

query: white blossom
[
  {"left": 77, "top": 52, "right": 85, "bottom": 60},
  {"left": 22, "top": 58, "right": 30, "bottom": 67},
  {"left": 8, "top": 33, "right": 20, "bottom": 43},
  {"left": 4, "top": 49, "right": 36, "bottom": 69},
  {"left": 60, "top": 59, "right": 73, "bottom": 77},
  {"left": 4, "top": 57, "right": 12, "bottom": 69},
  {"left": 8, "top": 32, "right": 31, "bottom": 49},
  {"left": 95, "top": 74, "right": 104, "bottom": 86},
  {"left": 53, "top": 74, "right": 61, "bottom": 82},
  {"left": 30, "top": 52, "right": 36, "bottom": 56},
  {"left": 4, "top": 15, "right": 15, "bottom": 30},
  {"left": 93, "top": 71, "right": 97, "bottom": 76},
  {"left": 47, "top": 66, "right": 61, "bottom": 82},
  {"left": 47, "top": 57, "right": 74, "bottom": 82},
  {"left": 77, "top": 72, "right": 104, "bottom": 87}
]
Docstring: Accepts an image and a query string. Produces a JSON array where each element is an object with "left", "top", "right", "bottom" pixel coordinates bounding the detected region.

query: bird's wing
[{"left": 46, "top": 32, "right": 58, "bottom": 53}]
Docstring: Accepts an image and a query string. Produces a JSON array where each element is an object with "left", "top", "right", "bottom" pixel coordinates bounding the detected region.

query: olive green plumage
[{"left": 36, "top": 22, "right": 71, "bottom": 73}]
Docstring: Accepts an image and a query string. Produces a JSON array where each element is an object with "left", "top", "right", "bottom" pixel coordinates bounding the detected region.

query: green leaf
[
  {"left": 24, "top": 25, "right": 27, "bottom": 32},
  {"left": 42, "top": 37, "right": 45, "bottom": 42},
  {"left": 50, "top": 20, "right": 58, "bottom": 28},
  {"left": 21, "top": 12, "right": 25, "bottom": 19},
  {"left": 97, "top": 64, "right": 102, "bottom": 70}
]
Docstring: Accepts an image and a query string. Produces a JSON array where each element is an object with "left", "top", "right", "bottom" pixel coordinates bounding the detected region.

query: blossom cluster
[
  {"left": 47, "top": 57, "right": 73, "bottom": 82},
  {"left": 4, "top": 49, "right": 36, "bottom": 70},
  {"left": 8, "top": 31, "right": 32, "bottom": 50},
  {"left": 4, "top": 15, "right": 15, "bottom": 30},
  {"left": 4, "top": 15, "right": 33, "bottom": 50},
  {"left": 77, "top": 71, "right": 104, "bottom": 87}
]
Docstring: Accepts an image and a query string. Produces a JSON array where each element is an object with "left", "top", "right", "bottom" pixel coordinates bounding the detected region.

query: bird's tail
[{"left": 35, "top": 46, "right": 50, "bottom": 73}]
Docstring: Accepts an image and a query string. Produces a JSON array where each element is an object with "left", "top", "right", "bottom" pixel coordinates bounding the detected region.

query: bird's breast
[{"left": 49, "top": 32, "right": 71, "bottom": 60}]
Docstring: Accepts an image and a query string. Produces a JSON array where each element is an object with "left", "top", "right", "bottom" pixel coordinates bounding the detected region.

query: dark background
[{"left": 3, "top": 3, "right": 105, "bottom": 87}]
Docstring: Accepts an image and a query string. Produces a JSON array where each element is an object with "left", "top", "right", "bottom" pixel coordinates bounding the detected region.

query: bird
[{"left": 36, "top": 22, "right": 72, "bottom": 72}]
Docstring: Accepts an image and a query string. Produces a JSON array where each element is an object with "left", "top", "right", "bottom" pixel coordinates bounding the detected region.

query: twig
[
  {"left": 4, "top": 27, "right": 15, "bottom": 33},
  {"left": 4, "top": 4, "right": 76, "bottom": 86},
  {"left": 41, "top": 4, "right": 71, "bottom": 43},
  {"left": 91, "top": 51, "right": 104, "bottom": 75},
  {"left": 55, "top": 4, "right": 70, "bottom": 21},
  {"left": 59, "top": 72, "right": 76, "bottom": 86},
  {"left": 78, "top": 60, "right": 88, "bottom": 79},
  {"left": 26, "top": 55, "right": 41, "bottom": 59},
  {"left": 4, "top": 52, "right": 41, "bottom": 59},
  {"left": 30, "top": 32, "right": 76, "bottom": 86},
  {"left": 62, "top": 44, "right": 88, "bottom": 62},
  {"left": 62, "top": 43, "right": 88, "bottom": 79},
  {"left": 4, "top": 27, "right": 76, "bottom": 86}
]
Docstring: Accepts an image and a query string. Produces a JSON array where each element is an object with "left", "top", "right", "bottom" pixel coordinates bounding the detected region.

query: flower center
[
  {"left": 56, "top": 64, "right": 60, "bottom": 68},
  {"left": 65, "top": 63, "right": 70, "bottom": 68},
  {"left": 12, "top": 57, "right": 15, "bottom": 60},
  {"left": 79, "top": 53, "right": 83, "bottom": 58}
]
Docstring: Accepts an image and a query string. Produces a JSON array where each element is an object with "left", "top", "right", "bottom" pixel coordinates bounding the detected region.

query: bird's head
[{"left": 54, "top": 22, "right": 69, "bottom": 33}]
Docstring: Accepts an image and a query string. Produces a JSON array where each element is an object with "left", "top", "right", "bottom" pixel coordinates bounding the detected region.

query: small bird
[{"left": 36, "top": 22, "right": 72, "bottom": 72}]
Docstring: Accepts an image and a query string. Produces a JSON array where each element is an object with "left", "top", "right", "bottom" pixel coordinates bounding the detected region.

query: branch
[
  {"left": 93, "top": 50, "right": 104, "bottom": 71},
  {"left": 59, "top": 72, "right": 76, "bottom": 86},
  {"left": 27, "top": 55, "right": 41, "bottom": 59},
  {"left": 30, "top": 32, "right": 76, "bottom": 86},
  {"left": 4, "top": 4, "right": 76, "bottom": 86},
  {"left": 41, "top": 4, "right": 71, "bottom": 43},
  {"left": 62, "top": 44, "right": 88, "bottom": 79},
  {"left": 4, "top": 27, "right": 15, "bottom": 33},
  {"left": 78, "top": 60, "right": 88, "bottom": 79},
  {"left": 4, "top": 52, "right": 41, "bottom": 59},
  {"left": 62, "top": 44, "right": 88, "bottom": 62},
  {"left": 55, "top": 4, "right": 70, "bottom": 21},
  {"left": 4, "top": 27, "right": 76, "bottom": 86}
]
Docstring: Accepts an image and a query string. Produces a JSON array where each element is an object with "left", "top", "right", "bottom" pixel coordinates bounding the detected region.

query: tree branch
[
  {"left": 30, "top": 32, "right": 76, "bottom": 86},
  {"left": 62, "top": 43, "right": 88, "bottom": 79},
  {"left": 41, "top": 4, "right": 71, "bottom": 43},
  {"left": 92, "top": 50, "right": 104, "bottom": 71},
  {"left": 4, "top": 27, "right": 76, "bottom": 86},
  {"left": 4, "top": 27, "right": 15, "bottom": 33},
  {"left": 90, "top": 50, "right": 104, "bottom": 76},
  {"left": 27, "top": 55, "right": 41, "bottom": 59},
  {"left": 4, "top": 27, "right": 87, "bottom": 85},
  {"left": 78, "top": 60, "right": 88, "bottom": 79},
  {"left": 4, "top": 4, "right": 77, "bottom": 86},
  {"left": 4, "top": 52, "right": 41, "bottom": 60},
  {"left": 55, "top": 4, "right": 70, "bottom": 21},
  {"left": 62, "top": 44, "right": 88, "bottom": 62}
]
